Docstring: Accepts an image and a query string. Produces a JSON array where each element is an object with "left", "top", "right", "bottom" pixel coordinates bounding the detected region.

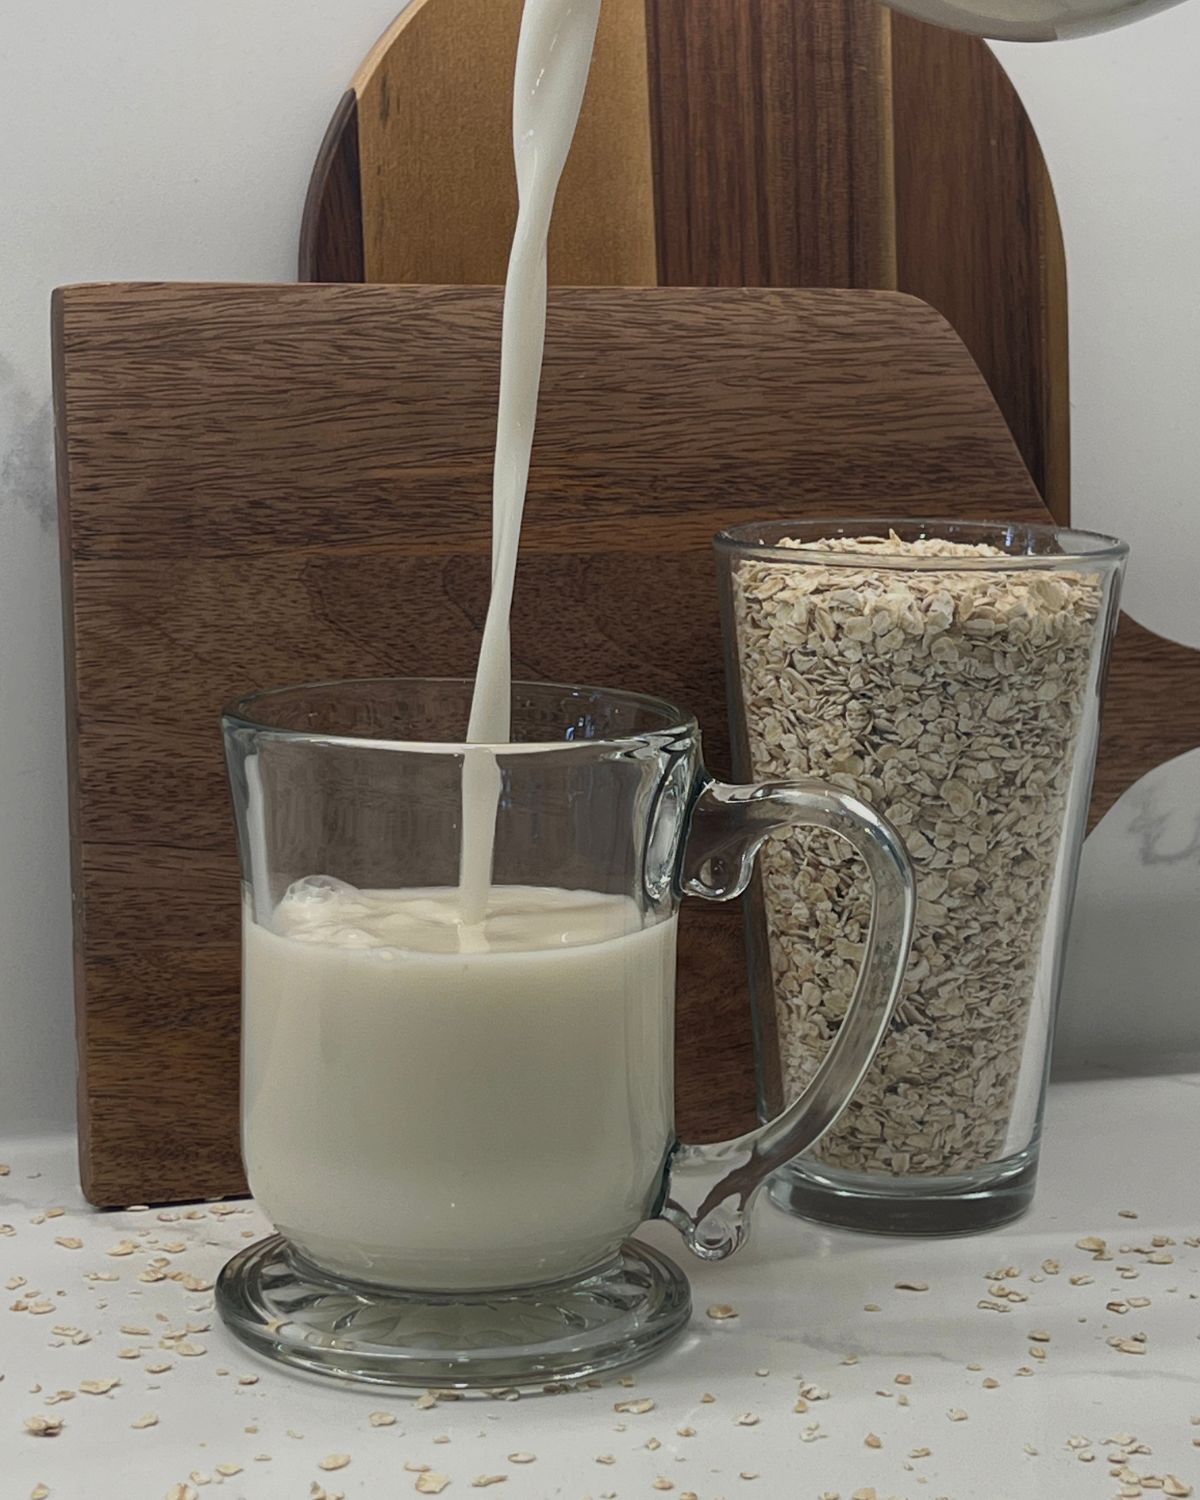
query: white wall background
[
  {"left": 1, "top": 0, "right": 1198, "bottom": 1137},
  {"left": 994, "top": 5, "right": 1200, "bottom": 651}
]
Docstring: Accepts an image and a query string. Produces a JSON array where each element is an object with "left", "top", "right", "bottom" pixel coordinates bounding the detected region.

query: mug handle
[{"left": 657, "top": 777, "right": 916, "bottom": 1259}]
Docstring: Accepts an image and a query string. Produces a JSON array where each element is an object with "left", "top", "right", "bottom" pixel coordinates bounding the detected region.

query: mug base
[{"left": 216, "top": 1233, "right": 691, "bottom": 1388}]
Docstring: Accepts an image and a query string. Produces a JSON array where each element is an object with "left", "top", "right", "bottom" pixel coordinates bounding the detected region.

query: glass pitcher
[{"left": 217, "top": 677, "right": 914, "bottom": 1387}]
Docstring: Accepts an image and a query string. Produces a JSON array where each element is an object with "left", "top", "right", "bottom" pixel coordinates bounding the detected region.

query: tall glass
[
  {"left": 718, "top": 520, "right": 1127, "bottom": 1234},
  {"left": 217, "top": 678, "right": 914, "bottom": 1387}
]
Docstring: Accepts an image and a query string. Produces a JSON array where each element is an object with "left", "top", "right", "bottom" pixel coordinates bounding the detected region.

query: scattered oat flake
[
  {"left": 405, "top": 1464, "right": 430, "bottom": 1474},
  {"left": 1163, "top": 1479, "right": 1192, "bottom": 1497},
  {"left": 736, "top": 1412, "right": 760, "bottom": 1426},
  {"left": 645, "top": 1437, "right": 661, "bottom": 1451},
  {"left": 738, "top": 1474, "right": 758, "bottom": 1482},
  {"left": 1109, "top": 1338, "right": 1147, "bottom": 1355},
  {"left": 1119, "top": 1209, "right": 1139, "bottom": 1219},
  {"left": 895, "top": 1373, "right": 912, "bottom": 1385},
  {"left": 614, "top": 1399, "right": 655, "bottom": 1414},
  {"left": 214, "top": 1466, "right": 241, "bottom": 1478},
  {"left": 863, "top": 1303, "right": 881, "bottom": 1312},
  {"left": 79, "top": 1378, "right": 119, "bottom": 1395},
  {"left": 319, "top": 1455, "right": 351, "bottom": 1472},
  {"left": 596, "top": 1455, "right": 616, "bottom": 1465},
  {"left": 367, "top": 1410, "right": 396, "bottom": 1426},
  {"left": 701, "top": 1392, "right": 716, "bottom": 1403},
  {"left": 706, "top": 1304, "right": 738, "bottom": 1320},
  {"left": 653, "top": 1482, "right": 674, "bottom": 1492},
  {"left": 982, "top": 1377, "right": 1000, "bottom": 1389},
  {"left": 414, "top": 1477, "right": 449, "bottom": 1496},
  {"left": 1148, "top": 1252, "right": 1175, "bottom": 1264},
  {"left": 1069, "top": 1274, "right": 1094, "bottom": 1286},
  {"left": 1029, "top": 1329, "right": 1051, "bottom": 1341},
  {"left": 507, "top": 1453, "right": 536, "bottom": 1464},
  {"left": 947, "top": 1408, "right": 969, "bottom": 1421},
  {"left": 852, "top": 1490, "right": 878, "bottom": 1500},
  {"left": 894, "top": 1280, "right": 929, "bottom": 1291},
  {"left": 677, "top": 1425, "right": 696, "bottom": 1437},
  {"left": 175, "top": 1342, "right": 206, "bottom": 1357},
  {"left": 910, "top": 1447, "right": 932, "bottom": 1459},
  {"left": 53, "top": 1237, "right": 82, "bottom": 1250},
  {"left": 24, "top": 1416, "right": 64, "bottom": 1437},
  {"left": 865, "top": 1433, "right": 882, "bottom": 1448},
  {"left": 131, "top": 1413, "right": 158, "bottom": 1429},
  {"left": 471, "top": 1480, "right": 506, "bottom": 1490},
  {"left": 166, "top": 1488, "right": 197, "bottom": 1500},
  {"left": 1076, "top": 1236, "right": 1107, "bottom": 1252},
  {"left": 31, "top": 1486, "right": 50, "bottom": 1500}
]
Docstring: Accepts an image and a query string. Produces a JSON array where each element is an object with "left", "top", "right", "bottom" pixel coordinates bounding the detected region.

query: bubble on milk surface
[{"left": 286, "top": 874, "right": 359, "bottom": 905}]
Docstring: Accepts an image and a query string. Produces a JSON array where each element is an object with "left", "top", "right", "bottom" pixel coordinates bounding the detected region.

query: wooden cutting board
[
  {"left": 299, "top": 0, "right": 1069, "bottom": 518},
  {"left": 54, "top": 282, "right": 1200, "bottom": 1207}
]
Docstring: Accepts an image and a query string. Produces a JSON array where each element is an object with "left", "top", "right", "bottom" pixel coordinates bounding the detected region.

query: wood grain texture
[
  {"left": 298, "top": 0, "right": 1065, "bottom": 512},
  {"left": 890, "top": 14, "right": 1069, "bottom": 519},
  {"left": 1095, "top": 617, "right": 1200, "bottom": 825},
  {"left": 646, "top": 0, "right": 893, "bottom": 289},
  {"left": 299, "top": 89, "right": 364, "bottom": 283},
  {"left": 354, "top": 0, "right": 657, "bottom": 286},
  {"left": 57, "top": 281, "right": 1062, "bottom": 1206}
]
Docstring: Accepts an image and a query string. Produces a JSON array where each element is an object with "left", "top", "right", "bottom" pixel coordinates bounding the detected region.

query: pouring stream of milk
[{"left": 459, "top": 0, "right": 604, "bottom": 925}]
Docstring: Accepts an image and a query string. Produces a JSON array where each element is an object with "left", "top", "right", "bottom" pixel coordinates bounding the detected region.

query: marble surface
[
  {"left": 2, "top": 1072, "right": 1197, "bottom": 1500},
  {"left": 1057, "top": 748, "right": 1200, "bottom": 1070}
]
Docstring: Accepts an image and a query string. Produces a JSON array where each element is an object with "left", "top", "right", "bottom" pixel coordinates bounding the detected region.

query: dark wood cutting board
[{"left": 54, "top": 283, "right": 1198, "bottom": 1207}]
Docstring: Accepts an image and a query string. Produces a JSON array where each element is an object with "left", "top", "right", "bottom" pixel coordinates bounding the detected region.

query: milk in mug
[{"left": 243, "top": 878, "right": 676, "bottom": 1290}]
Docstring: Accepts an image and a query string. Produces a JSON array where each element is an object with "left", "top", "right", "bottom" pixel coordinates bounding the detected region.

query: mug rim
[
  {"left": 715, "top": 516, "right": 1130, "bottom": 570},
  {"left": 222, "top": 676, "right": 699, "bottom": 755}
]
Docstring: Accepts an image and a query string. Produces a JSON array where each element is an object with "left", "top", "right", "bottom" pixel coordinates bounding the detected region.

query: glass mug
[{"left": 216, "top": 678, "right": 915, "bottom": 1387}]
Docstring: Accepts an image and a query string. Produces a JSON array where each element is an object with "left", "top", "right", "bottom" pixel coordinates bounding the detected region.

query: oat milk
[{"left": 244, "top": 881, "right": 676, "bottom": 1290}]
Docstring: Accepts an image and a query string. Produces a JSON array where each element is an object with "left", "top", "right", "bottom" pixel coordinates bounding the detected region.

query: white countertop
[{"left": 2, "top": 1071, "right": 1197, "bottom": 1500}]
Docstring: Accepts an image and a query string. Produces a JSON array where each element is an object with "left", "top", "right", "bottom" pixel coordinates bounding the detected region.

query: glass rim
[
  {"left": 221, "top": 676, "right": 699, "bottom": 755},
  {"left": 714, "top": 517, "right": 1130, "bottom": 570}
]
